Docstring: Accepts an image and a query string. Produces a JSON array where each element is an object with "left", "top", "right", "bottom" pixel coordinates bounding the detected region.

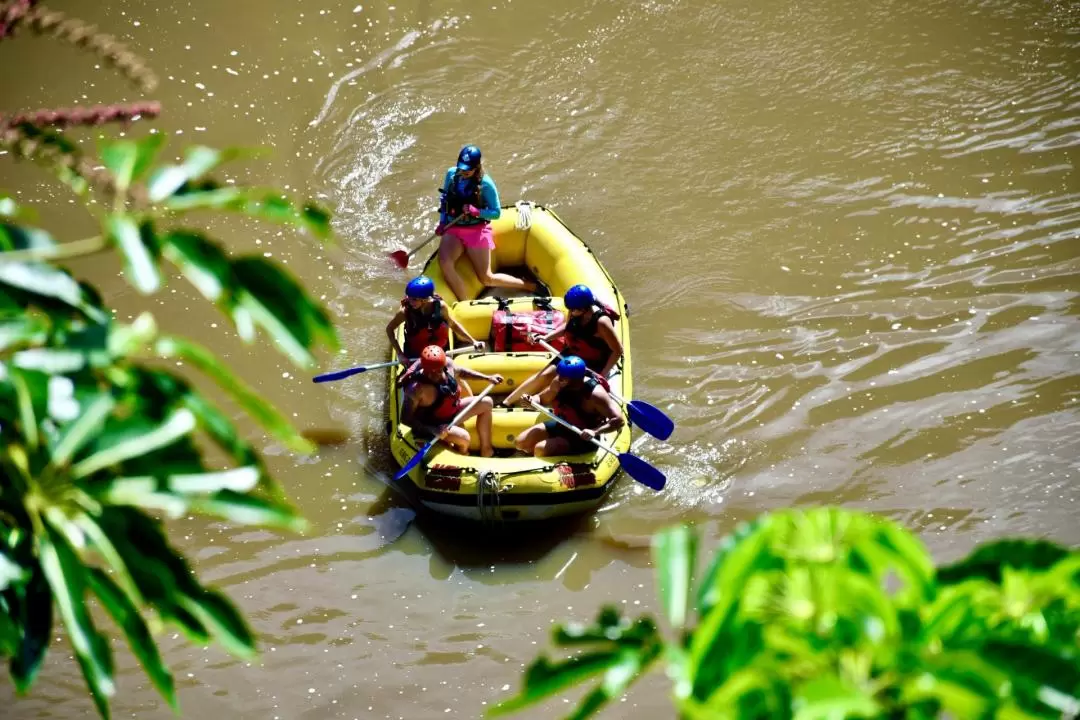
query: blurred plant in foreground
[
  {"left": 493, "top": 507, "right": 1080, "bottom": 719},
  {"left": 2, "top": 1, "right": 340, "bottom": 716}
]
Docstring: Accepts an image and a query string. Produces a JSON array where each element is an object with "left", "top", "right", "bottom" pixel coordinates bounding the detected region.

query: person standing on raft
[{"left": 435, "top": 144, "right": 539, "bottom": 300}]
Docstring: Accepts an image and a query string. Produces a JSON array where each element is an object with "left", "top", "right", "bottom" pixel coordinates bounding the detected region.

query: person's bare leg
[
  {"left": 453, "top": 396, "right": 494, "bottom": 456},
  {"left": 503, "top": 364, "right": 556, "bottom": 406},
  {"left": 465, "top": 243, "right": 537, "bottom": 292},
  {"left": 441, "top": 426, "right": 471, "bottom": 454},
  {"left": 514, "top": 424, "right": 548, "bottom": 455},
  {"left": 438, "top": 235, "right": 469, "bottom": 301},
  {"left": 534, "top": 436, "right": 574, "bottom": 457},
  {"left": 475, "top": 402, "right": 494, "bottom": 457}
]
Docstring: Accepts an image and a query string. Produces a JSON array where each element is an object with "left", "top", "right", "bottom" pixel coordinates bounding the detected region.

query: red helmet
[{"left": 420, "top": 345, "right": 447, "bottom": 370}]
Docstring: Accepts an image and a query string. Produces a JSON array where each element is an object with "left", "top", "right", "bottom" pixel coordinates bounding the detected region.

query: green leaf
[
  {"left": 552, "top": 607, "right": 649, "bottom": 647},
  {"left": 159, "top": 185, "right": 332, "bottom": 240},
  {"left": 0, "top": 551, "right": 27, "bottom": 590},
  {"left": 147, "top": 145, "right": 228, "bottom": 202},
  {"left": 86, "top": 567, "right": 177, "bottom": 709},
  {"left": 72, "top": 513, "right": 143, "bottom": 608},
  {"left": 0, "top": 194, "right": 32, "bottom": 221},
  {"left": 652, "top": 524, "right": 698, "bottom": 631},
  {"left": 980, "top": 640, "right": 1080, "bottom": 713},
  {"left": 0, "top": 605, "right": 18, "bottom": 657},
  {"left": 866, "top": 519, "right": 935, "bottom": 603},
  {"left": 178, "top": 589, "right": 256, "bottom": 660},
  {"left": 568, "top": 646, "right": 660, "bottom": 720},
  {"left": 107, "top": 311, "right": 158, "bottom": 357},
  {"left": 0, "top": 260, "right": 107, "bottom": 322},
  {"left": 130, "top": 134, "right": 166, "bottom": 184},
  {"left": 175, "top": 388, "right": 258, "bottom": 466},
  {"left": 159, "top": 230, "right": 233, "bottom": 303},
  {"left": 697, "top": 514, "right": 773, "bottom": 613},
  {"left": 792, "top": 674, "right": 880, "bottom": 720},
  {"left": 8, "top": 568, "right": 54, "bottom": 693},
  {"left": 191, "top": 491, "right": 306, "bottom": 532},
  {"left": 937, "top": 539, "right": 1073, "bottom": 586},
  {"left": 234, "top": 193, "right": 331, "bottom": 240},
  {"left": 95, "top": 508, "right": 211, "bottom": 645},
  {"left": 487, "top": 651, "right": 623, "bottom": 717},
  {"left": 50, "top": 393, "right": 117, "bottom": 467},
  {"left": 72, "top": 407, "right": 197, "bottom": 479},
  {"left": 12, "top": 347, "right": 100, "bottom": 374},
  {"left": 91, "top": 470, "right": 303, "bottom": 531},
  {"left": 107, "top": 214, "right": 160, "bottom": 294},
  {"left": 162, "top": 185, "right": 244, "bottom": 212},
  {"left": 899, "top": 666, "right": 999, "bottom": 718},
  {"left": 232, "top": 256, "right": 337, "bottom": 367},
  {"left": 154, "top": 334, "right": 316, "bottom": 453},
  {"left": 174, "top": 465, "right": 260, "bottom": 493},
  {"left": 300, "top": 203, "right": 331, "bottom": 239},
  {"left": 1, "top": 221, "right": 55, "bottom": 252},
  {"left": 92, "top": 476, "right": 188, "bottom": 518},
  {"left": 96, "top": 466, "right": 257, "bottom": 502},
  {"left": 0, "top": 315, "right": 50, "bottom": 352},
  {"left": 38, "top": 523, "right": 116, "bottom": 716},
  {"left": 99, "top": 140, "right": 138, "bottom": 194},
  {"left": 690, "top": 519, "right": 776, "bottom": 675},
  {"left": 10, "top": 124, "right": 90, "bottom": 196},
  {"left": 9, "top": 366, "right": 41, "bottom": 449},
  {"left": 687, "top": 667, "right": 785, "bottom": 720}
]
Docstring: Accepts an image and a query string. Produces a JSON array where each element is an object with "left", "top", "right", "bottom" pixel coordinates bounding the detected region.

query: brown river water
[{"left": 2, "top": 0, "right": 1079, "bottom": 717}]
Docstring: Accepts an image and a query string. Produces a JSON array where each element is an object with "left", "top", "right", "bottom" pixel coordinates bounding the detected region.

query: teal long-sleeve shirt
[{"left": 439, "top": 166, "right": 502, "bottom": 225}]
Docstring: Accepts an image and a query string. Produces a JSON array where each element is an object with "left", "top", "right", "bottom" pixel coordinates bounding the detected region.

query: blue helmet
[
  {"left": 555, "top": 355, "right": 587, "bottom": 381},
  {"left": 564, "top": 284, "right": 594, "bottom": 311},
  {"left": 405, "top": 275, "right": 435, "bottom": 299},
  {"left": 456, "top": 144, "right": 482, "bottom": 171}
]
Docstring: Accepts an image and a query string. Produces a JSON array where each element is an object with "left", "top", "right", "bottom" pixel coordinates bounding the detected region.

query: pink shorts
[{"left": 445, "top": 222, "right": 494, "bottom": 250}]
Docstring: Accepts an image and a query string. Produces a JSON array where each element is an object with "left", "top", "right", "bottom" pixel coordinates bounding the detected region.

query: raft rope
[
  {"left": 477, "top": 470, "right": 502, "bottom": 527},
  {"left": 514, "top": 200, "right": 533, "bottom": 230}
]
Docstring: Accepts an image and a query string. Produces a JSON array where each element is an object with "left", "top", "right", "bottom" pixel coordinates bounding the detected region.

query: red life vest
[
  {"left": 402, "top": 294, "right": 450, "bottom": 356},
  {"left": 407, "top": 366, "right": 461, "bottom": 425},
  {"left": 552, "top": 377, "right": 603, "bottom": 430},
  {"left": 564, "top": 302, "right": 620, "bottom": 371}
]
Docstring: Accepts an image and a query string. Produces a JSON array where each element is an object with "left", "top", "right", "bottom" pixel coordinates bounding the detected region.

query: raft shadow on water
[{"left": 362, "top": 447, "right": 645, "bottom": 590}]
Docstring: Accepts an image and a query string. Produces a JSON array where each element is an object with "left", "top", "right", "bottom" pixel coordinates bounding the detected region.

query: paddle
[
  {"left": 524, "top": 398, "right": 666, "bottom": 491},
  {"left": 535, "top": 339, "right": 675, "bottom": 441},
  {"left": 389, "top": 213, "right": 465, "bottom": 269},
  {"left": 394, "top": 381, "right": 498, "bottom": 482},
  {"left": 312, "top": 346, "right": 476, "bottom": 383}
]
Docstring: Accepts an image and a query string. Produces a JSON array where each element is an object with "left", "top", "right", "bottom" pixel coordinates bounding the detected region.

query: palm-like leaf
[{"left": 2, "top": 130, "right": 336, "bottom": 718}]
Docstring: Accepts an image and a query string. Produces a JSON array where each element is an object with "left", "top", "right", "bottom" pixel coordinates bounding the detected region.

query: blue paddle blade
[
  {"left": 617, "top": 452, "right": 666, "bottom": 491},
  {"left": 313, "top": 366, "right": 368, "bottom": 383},
  {"left": 394, "top": 440, "right": 433, "bottom": 481},
  {"left": 627, "top": 400, "right": 675, "bottom": 441}
]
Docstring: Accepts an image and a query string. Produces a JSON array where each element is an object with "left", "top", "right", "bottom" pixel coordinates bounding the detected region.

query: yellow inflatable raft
[{"left": 387, "top": 202, "right": 633, "bottom": 523}]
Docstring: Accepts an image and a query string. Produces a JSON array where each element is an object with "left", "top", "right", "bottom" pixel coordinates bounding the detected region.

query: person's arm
[
  {"left": 401, "top": 384, "right": 429, "bottom": 426},
  {"left": 386, "top": 309, "right": 409, "bottom": 363},
  {"left": 596, "top": 316, "right": 623, "bottom": 377},
  {"left": 530, "top": 316, "right": 568, "bottom": 346},
  {"left": 451, "top": 360, "right": 503, "bottom": 386},
  {"left": 446, "top": 308, "right": 484, "bottom": 350},
  {"left": 580, "top": 388, "right": 625, "bottom": 439},
  {"left": 476, "top": 175, "right": 501, "bottom": 221},
  {"left": 533, "top": 380, "right": 559, "bottom": 407}
]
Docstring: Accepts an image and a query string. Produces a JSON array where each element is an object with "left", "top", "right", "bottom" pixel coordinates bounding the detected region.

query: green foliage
[
  {"left": 494, "top": 508, "right": 1080, "bottom": 719},
  {"left": 2, "top": 127, "right": 338, "bottom": 718}
]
